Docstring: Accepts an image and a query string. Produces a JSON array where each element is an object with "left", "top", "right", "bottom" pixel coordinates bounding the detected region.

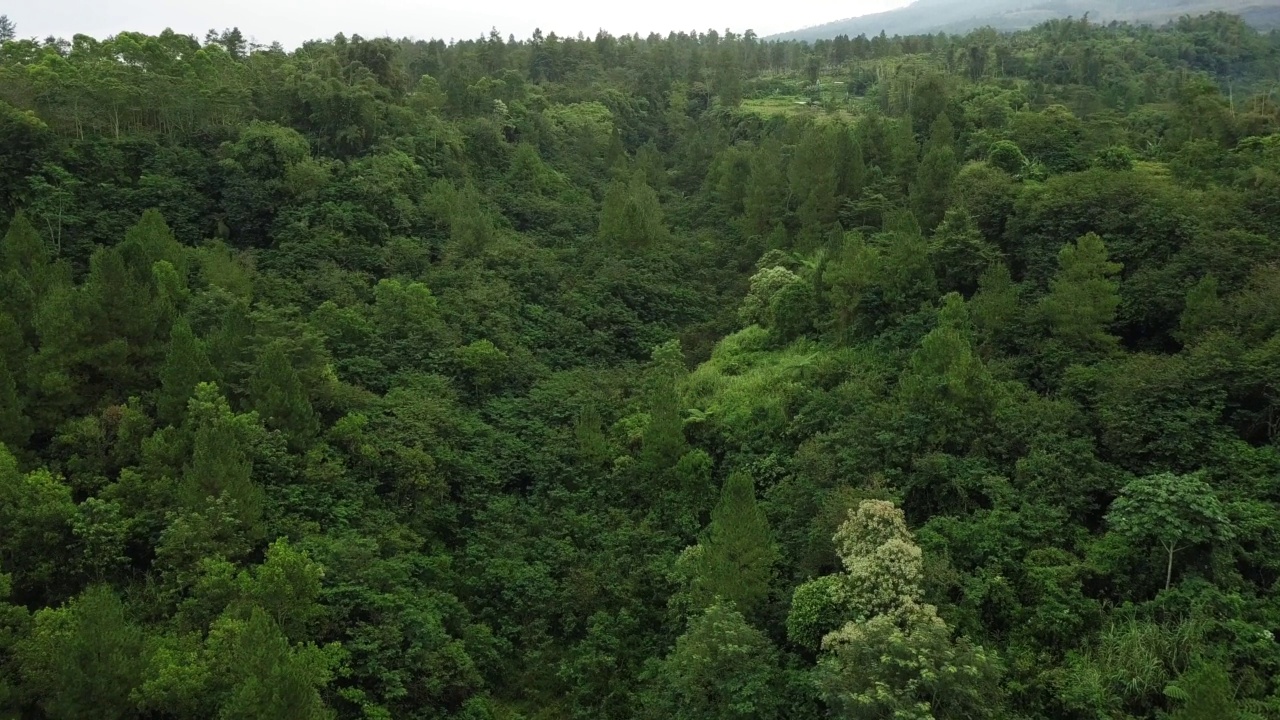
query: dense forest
[{"left": 1, "top": 10, "right": 1280, "bottom": 720}]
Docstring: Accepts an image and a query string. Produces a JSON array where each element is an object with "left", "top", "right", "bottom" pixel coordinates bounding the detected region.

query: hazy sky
[{"left": 8, "top": 1, "right": 914, "bottom": 48}]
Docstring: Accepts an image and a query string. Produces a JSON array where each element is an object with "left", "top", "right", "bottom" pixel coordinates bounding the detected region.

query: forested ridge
[{"left": 1, "top": 11, "right": 1280, "bottom": 719}]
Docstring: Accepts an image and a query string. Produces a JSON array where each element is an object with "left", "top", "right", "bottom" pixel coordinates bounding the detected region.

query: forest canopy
[{"left": 1, "top": 10, "right": 1280, "bottom": 720}]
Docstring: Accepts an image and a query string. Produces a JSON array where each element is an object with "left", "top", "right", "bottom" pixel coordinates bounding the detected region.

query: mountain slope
[{"left": 770, "top": 0, "right": 1280, "bottom": 40}]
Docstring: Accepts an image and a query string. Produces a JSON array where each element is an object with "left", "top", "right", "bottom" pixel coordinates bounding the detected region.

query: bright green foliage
[
  {"left": 0, "top": 447, "right": 76, "bottom": 603},
  {"left": 645, "top": 602, "right": 780, "bottom": 720},
  {"left": 1041, "top": 232, "right": 1122, "bottom": 358},
  {"left": 685, "top": 472, "right": 778, "bottom": 616},
  {"left": 0, "top": 15, "right": 1278, "bottom": 720},
  {"left": 1094, "top": 145, "right": 1136, "bottom": 171},
  {"left": 739, "top": 265, "right": 802, "bottom": 328},
  {"left": 15, "top": 585, "right": 148, "bottom": 720},
  {"left": 599, "top": 171, "right": 668, "bottom": 251},
  {"left": 1106, "top": 472, "right": 1232, "bottom": 590},
  {"left": 238, "top": 539, "right": 325, "bottom": 641},
  {"left": 987, "top": 140, "right": 1027, "bottom": 176},
  {"left": 139, "top": 607, "right": 339, "bottom": 719},
  {"left": 787, "top": 574, "right": 853, "bottom": 650},
  {"left": 202, "top": 609, "right": 338, "bottom": 719},
  {"left": 249, "top": 344, "right": 319, "bottom": 449},
  {"left": 815, "top": 613, "right": 1003, "bottom": 720}
]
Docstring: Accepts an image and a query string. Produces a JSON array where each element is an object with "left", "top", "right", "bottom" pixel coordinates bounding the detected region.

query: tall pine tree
[
  {"left": 688, "top": 472, "right": 779, "bottom": 617},
  {"left": 156, "top": 318, "right": 217, "bottom": 427},
  {"left": 911, "top": 114, "right": 958, "bottom": 232},
  {"left": 249, "top": 344, "right": 319, "bottom": 450}
]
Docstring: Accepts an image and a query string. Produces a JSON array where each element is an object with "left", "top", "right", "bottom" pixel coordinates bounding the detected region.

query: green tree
[
  {"left": 449, "top": 182, "right": 496, "bottom": 259},
  {"left": 793, "top": 501, "right": 1002, "bottom": 718},
  {"left": 599, "top": 171, "right": 668, "bottom": 251},
  {"left": 743, "top": 140, "right": 787, "bottom": 238},
  {"left": 0, "top": 355, "right": 30, "bottom": 451},
  {"left": 0, "top": 447, "right": 76, "bottom": 604},
  {"left": 1106, "top": 471, "right": 1232, "bottom": 590},
  {"left": 182, "top": 383, "right": 264, "bottom": 538},
  {"left": 789, "top": 125, "right": 839, "bottom": 244},
  {"left": 1040, "top": 232, "right": 1122, "bottom": 358},
  {"left": 1176, "top": 275, "right": 1224, "bottom": 345},
  {"left": 930, "top": 207, "right": 1001, "bottom": 295},
  {"left": 911, "top": 114, "right": 958, "bottom": 231},
  {"left": 645, "top": 602, "right": 780, "bottom": 720},
  {"left": 249, "top": 344, "right": 319, "bottom": 450},
  {"left": 686, "top": 472, "right": 778, "bottom": 617},
  {"left": 987, "top": 140, "right": 1027, "bottom": 176},
  {"left": 157, "top": 318, "right": 218, "bottom": 427},
  {"left": 815, "top": 613, "right": 1002, "bottom": 720},
  {"left": 204, "top": 609, "right": 337, "bottom": 719},
  {"left": 16, "top": 585, "right": 148, "bottom": 720},
  {"left": 641, "top": 340, "right": 689, "bottom": 479}
]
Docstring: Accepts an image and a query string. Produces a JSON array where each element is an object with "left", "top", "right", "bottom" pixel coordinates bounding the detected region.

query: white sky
[{"left": 8, "top": 0, "right": 914, "bottom": 48}]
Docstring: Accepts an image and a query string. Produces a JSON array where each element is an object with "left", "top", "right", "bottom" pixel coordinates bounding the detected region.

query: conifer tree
[
  {"left": 742, "top": 140, "right": 787, "bottom": 238},
  {"left": 0, "top": 211, "right": 47, "bottom": 279},
  {"left": 1176, "top": 274, "right": 1224, "bottom": 345},
  {"left": 833, "top": 128, "right": 866, "bottom": 202},
  {"left": 638, "top": 341, "right": 690, "bottom": 499},
  {"left": 449, "top": 182, "right": 495, "bottom": 259},
  {"left": 930, "top": 207, "right": 1001, "bottom": 295},
  {"left": 912, "top": 114, "right": 959, "bottom": 231},
  {"left": 789, "top": 125, "right": 839, "bottom": 244},
  {"left": 645, "top": 602, "right": 780, "bottom": 720},
  {"left": 0, "top": 355, "right": 31, "bottom": 451},
  {"left": 183, "top": 383, "right": 263, "bottom": 535},
  {"left": 1040, "top": 232, "right": 1122, "bottom": 357},
  {"left": 204, "top": 608, "right": 338, "bottom": 719},
  {"left": 599, "top": 171, "right": 668, "bottom": 251},
  {"left": 249, "top": 344, "right": 319, "bottom": 449},
  {"left": 15, "top": 585, "right": 148, "bottom": 720},
  {"left": 157, "top": 318, "right": 217, "bottom": 427},
  {"left": 969, "top": 263, "right": 1022, "bottom": 356},
  {"left": 689, "top": 472, "right": 778, "bottom": 617}
]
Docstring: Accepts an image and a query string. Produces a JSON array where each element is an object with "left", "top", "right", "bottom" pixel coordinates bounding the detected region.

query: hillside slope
[{"left": 771, "top": 0, "right": 1280, "bottom": 39}]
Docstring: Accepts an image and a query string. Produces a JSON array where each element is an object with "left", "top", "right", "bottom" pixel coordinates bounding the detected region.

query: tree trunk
[{"left": 1164, "top": 542, "right": 1175, "bottom": 591}]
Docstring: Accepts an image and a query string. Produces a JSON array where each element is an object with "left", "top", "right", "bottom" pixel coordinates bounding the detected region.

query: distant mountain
[{"left": 769, "top": 0, "right": 1280, "bottom": 40}]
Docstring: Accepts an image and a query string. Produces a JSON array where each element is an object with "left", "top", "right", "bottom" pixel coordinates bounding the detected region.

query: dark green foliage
[
  {"left": 644, "top": 602, "right": 780, "bottom": 720},
  {"left": 0, "top": 15, "right": 1278, "bottom": 720},
  {"left": 156, "top": 318, "right": 217, "bottom": 427},
  {"left": 599, "top": 171, "right": 668, "bottom": 251},
  {"left": 249, "top": 344, "right": 319, "bottom": 449},
  {"left": 684, "top": 472, "right": 778, "bottom": 617},
  {"left": 15, "top": 585, "right": 148, "bottom": 720}
]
